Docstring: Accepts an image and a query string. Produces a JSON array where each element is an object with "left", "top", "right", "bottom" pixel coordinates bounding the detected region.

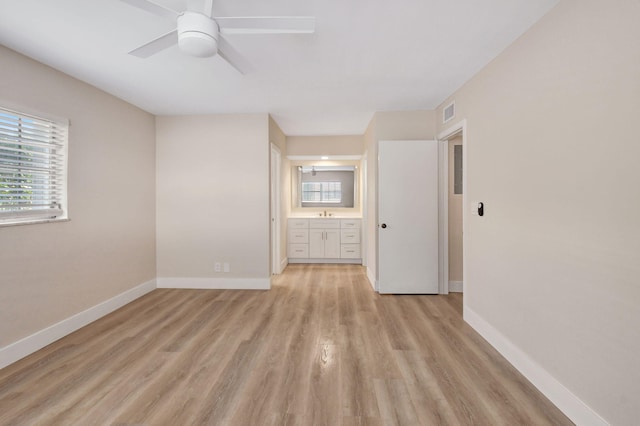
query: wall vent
[{"left": 443, "top": 101, "right": 455, "bottom": 123}]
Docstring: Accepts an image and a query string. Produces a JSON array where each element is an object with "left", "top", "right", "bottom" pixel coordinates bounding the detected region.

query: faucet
[{"left": 323, "top": 210, "right": 327, "bottom": 217}]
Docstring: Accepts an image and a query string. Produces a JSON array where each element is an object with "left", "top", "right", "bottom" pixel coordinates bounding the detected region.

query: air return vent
[{"left": 443, "top": 101, "right": 455, "bottom": 123}]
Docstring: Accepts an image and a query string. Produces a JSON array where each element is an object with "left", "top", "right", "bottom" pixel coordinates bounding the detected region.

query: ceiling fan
[{"left": 120, "top": 0, "right": 315, "bottom": 74}]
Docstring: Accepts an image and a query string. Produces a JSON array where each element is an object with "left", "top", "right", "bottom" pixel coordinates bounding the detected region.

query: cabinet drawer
[
  {"left": 288, "top": 244, "right": 309, "bottom": 258},
  {"left": 288, "top": 229, "right": 309, "bottom": 243},
  {"left": 341, "top": 219, "right": 360, "bottom": 229},
  {"left": 341, "top": 244, "right": 361, "bottom": 259},
  {"left": 341, "top": 229, "right": 360, "bottom": 243},
  {"left": 309, "top": 219, "right": 340, "bottom": 229},
  {"left": 289, "top": 219, "right": 309, "bottom": 229}
]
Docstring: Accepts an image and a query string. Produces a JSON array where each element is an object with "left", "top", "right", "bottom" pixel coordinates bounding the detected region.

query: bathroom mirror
[{"left": 291, "top": 165, "right": 358, "bottom": 209}]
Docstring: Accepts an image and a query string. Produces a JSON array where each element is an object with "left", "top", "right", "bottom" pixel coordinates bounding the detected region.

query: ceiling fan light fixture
[{"left": 177, "top": 12, "right": 219, "bottom": 57}]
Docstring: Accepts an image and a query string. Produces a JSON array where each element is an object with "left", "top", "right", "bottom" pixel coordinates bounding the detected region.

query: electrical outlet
[
  {"left": 214, "top": 262, "right": 221, "bottom": 272},
  {"left": 223, "top": 262, "right": 230, "bottom": 273}
]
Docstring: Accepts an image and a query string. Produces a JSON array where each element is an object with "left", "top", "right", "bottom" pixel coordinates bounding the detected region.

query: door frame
[
  {"left": 270, "top": 143, "right": 282, "bottom": 274},
  {"left": 438, "top": 138, "right": 449, "bottom": 294},
  {"left": 437, "top": 119, "right": 467, "bottom": 295}
]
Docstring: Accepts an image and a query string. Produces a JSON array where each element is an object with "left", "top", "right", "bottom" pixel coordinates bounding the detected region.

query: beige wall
[
  {"left": 375, "top": 110, "right": 437, "bottom": 140},
  {"left": 436, "top": 0, "right": 640, "bottom": 423},
  {"left": 0, "top": 46, "right": 156, "bottom": 347},
  {"left": 269, "top": 117, "right": 289, "bottom": 271},
  {"left": 269, "top": 116, "right": 286, "bottom": 154},
  {"left": 156, "top": 114, "right": 270, "bottom": 280},
  {"left": 286, "top": 135, "right": 363, "bottom": 156},
  {"left": 448, "top": 136, "right": 463, "bottom": 283}
]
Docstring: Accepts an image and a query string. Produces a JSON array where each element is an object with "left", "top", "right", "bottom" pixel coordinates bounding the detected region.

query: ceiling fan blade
[
  {"left": 119, "top": 0, "right": 179, "bottom": 20},
  {"left": 217, "top": 35, "right": 253, "bottom": 74},
  {"left": 216, "top": 16, "right": 315, "bottom": 34},
  {"left": 129, "top": 29, "right": 178, "bottom": 58}
]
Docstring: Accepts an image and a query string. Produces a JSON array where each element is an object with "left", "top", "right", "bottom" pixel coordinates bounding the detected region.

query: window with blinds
[
  {"left": 0, "top": 106, "right": 68, "bottom": 224},
  {"left": 301, "top": 181, "right": 342, "bottom": 203}
]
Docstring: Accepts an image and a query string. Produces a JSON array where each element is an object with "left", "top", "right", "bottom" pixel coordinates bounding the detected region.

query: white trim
[
  {"left": 449, "top": 281, "right": 463, "bottom": 292},
  {"left": 0, "top": 279, "right": 156, "bottom": 370},
  {"left": 280, "top": 257, "right": 289, "bottom": 272},
  {"left": 157, "top": 277, "right": 270, "bottom": 290},
  {"left": 361, "top": 152, "right": 368, "bottom": 268},
  {"left": 0, "top": 98, "right": 70, "bottom": 126},
  {"left": 288, "top": 258, "right": 362, "bottom": 265},
  {"left": 0, "top": 217, "right": 70, "bottom": 228},
  {"left": 438, "top": 139, "right": 449, "bottom": 294},
  {"left": 464, "top": 306, "right": 609, "bottom": 426},
  {"left": 271, "top": 143, "right": 282, "bottom": 274},
  {"left": 287, "top": 155, "right": 362, "bottom": 161},
  {"left": 366, "top": 266, "right": 377, "bottom": 291},
  {"left": 438, "top": 119, "right": 466, "bottom": 144}
]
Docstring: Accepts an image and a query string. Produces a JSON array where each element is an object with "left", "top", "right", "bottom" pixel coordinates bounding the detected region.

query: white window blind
[
  {"left": 301, "top": 181, "right": 342, "bottom": 203},
  {"left": 0, "top": 107, "right": 68, "bottom": 223}
]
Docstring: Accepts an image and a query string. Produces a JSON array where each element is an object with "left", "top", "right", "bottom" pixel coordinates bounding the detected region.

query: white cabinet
[
  {"left": 288, "top": 218, "right": 361, "bottom": 264},
  {"left": 289, "top": 244, "right": 309, "bottom": 258},
  {"left": 340, "top": 220, "right": 361, "bottom": 260},
  {"left": 309, "top": 229, "right": 340, "bottom": 258},
  {"left": 288, "top": 219, "right": 310, "bottom": 258},
  {"left": 341, "top": 244, "right": 361, "bottom": 259},
  {"left": 309, "top": 219, "right": 340, "bottom": 259}
]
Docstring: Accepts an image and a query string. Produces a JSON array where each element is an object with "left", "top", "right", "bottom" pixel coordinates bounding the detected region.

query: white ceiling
[{"left": 0, "top": 0, "right": 559, "bottom": 135}]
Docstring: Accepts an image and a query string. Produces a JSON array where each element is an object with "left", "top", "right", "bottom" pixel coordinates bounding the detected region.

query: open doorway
[
  {"left": 448, "top": 136, "right": 463, "bottom": 292},
  {"left": 438, "top": 119, "right": 466, "bottom": 294}
]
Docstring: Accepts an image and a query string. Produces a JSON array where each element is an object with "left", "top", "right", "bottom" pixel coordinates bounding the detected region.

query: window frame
[{"left": 0, "top": 104, "right": 69, "bottom": 227}]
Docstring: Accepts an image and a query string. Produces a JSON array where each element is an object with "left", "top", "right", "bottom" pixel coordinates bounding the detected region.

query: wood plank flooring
[{"left": 0, "top": 264, "right": 573, "bottom": 425}]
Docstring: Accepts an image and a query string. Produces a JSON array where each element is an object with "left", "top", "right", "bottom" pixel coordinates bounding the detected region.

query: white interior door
[{"left": 378, "top": 140, "right": 439, "bottom": 294}]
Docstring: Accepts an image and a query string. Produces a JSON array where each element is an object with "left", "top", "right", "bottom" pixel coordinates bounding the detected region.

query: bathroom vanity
[{"left": 288, "top": 218, "right": 361, "bottom": 264}]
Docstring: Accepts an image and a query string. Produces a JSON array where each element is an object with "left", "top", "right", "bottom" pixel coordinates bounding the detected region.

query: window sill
[{"left": 0, "top": 217, "right": 70, "bottom": 228}]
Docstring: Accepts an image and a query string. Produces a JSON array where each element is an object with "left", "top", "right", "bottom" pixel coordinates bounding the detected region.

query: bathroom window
[
  {"left": 0, "top": 106, "right": 69, "bottom": 225},
  {"left": 302, "top": 181, "right": 342, "bottom": 204}
]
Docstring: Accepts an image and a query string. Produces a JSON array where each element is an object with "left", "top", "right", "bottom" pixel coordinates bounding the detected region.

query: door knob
[{"left": 381, "top": 223, "right": 387, "bottom": 229}]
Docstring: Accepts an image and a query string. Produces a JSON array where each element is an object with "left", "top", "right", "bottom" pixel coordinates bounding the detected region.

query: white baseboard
[
  {"left": 0, "top": 279, "right": 156, "bottom": 370},
  {"left": 463, "top": 306, "right": 609, "bottom": 426},
  {"left": 449, "top": 280, "right": 463, "bottom": 292},
  {"left": 288, "top": 258, "right": 362, "bottom": 264},
  {"left": 280, "top": 257, "right": 288, "bottom": 273},
  {"left": 157, "top": 277, "right": 270, "bottom": 290},
  {"left": 366, "top": 266, "right": 377, "bottom": 291}
]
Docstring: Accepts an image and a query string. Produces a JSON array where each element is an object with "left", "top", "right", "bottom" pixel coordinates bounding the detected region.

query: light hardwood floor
[{"left": 0, "top": 264, "right": 572, "bottom": 425}]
